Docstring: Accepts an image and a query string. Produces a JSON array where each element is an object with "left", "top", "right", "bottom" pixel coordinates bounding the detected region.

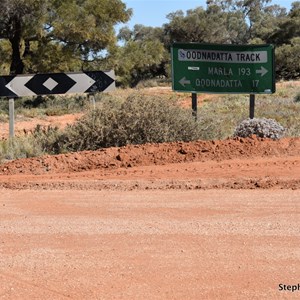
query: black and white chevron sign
[{"left": 0, "top": 70, "right": 115, "bottom": 97}]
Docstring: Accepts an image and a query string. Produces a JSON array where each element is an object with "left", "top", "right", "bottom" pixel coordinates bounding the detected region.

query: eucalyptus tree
[
  {"left": 205, "top": 0, "right": 288, "bottom": 42},
  {"left": 116, "top": 25, "right": 168, "bottom": 87},
  {"left": 270, "top": 2, "right": 300, "bottom": 79},
  {"left": 163, "top": 5, "right": 248, "bottom": 46},
  {"left": 0, "top": 0, "right": 131, "bottom": 74},
  {"left": 268, "top": 1, "right": 300, "bottom": 45}
]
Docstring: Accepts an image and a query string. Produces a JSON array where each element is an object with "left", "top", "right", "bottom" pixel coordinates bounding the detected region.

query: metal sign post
[
  {"left": 89, "top": 94, "right": 96, "bottom": 110},
  {"left": 192, "top": 93, "right": 197, "bottom": 120},
  {"left": 250, "top": 94, "right": 255, "bottom": 119},
  {"left": 9, "top": 98, "right": 15, "bottom": 137}
]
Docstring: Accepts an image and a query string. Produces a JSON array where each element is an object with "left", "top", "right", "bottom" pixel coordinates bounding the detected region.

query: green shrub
[
  {"left": 45, "top": 107, "right": 69, "bottom": 116},
  {"left": 0, "top": 136, "right": 44, "bottom": 161},
  {"left": 63, "top": 98, "right": 122, "bottom": 150},
  {"left": 63, "top": 94, "right": 201, "bottom": 151},
  {"left": 0, "top": 125, "right": 68, "bottom": 162},
  {"left": 32, "top": 125, "right": 68, "bottom": 154},
  {"left": 276, "top": 39, "right": 300, "bottom": 80},
  {"left": 197, "top": 95, "right": 249, "bottom": 140}
]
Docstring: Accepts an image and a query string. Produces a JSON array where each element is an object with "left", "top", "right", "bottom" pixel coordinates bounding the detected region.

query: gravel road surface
[{"left": 1, "top": 189, "right": 299, "bottom": 299}]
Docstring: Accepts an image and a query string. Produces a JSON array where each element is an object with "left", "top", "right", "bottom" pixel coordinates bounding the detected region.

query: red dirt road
[
  {"left": 0, "top": 189, "right": 299, "bottom": 299},
  {"left": 0, "top": 136, "right": 300, "bottom": 299}
]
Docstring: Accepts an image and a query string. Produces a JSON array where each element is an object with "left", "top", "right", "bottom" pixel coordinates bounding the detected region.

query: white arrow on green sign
[
  {"left": 171, "top": 43, "right": 275, "bottom": 94},
  {"left": 179, "top": 77, "right": 191, "bottom": 87},
  {"left": 256, "top": 66, "right": 268, "bottom": 77}
]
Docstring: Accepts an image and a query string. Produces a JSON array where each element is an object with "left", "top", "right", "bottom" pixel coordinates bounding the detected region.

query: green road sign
[{"left": 171, "top": 43, "right": 275, "bottom": 94}]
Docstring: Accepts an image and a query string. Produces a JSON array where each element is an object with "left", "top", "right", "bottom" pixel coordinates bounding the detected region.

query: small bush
[
  {"left": 45, "top": 107, "right": 69, "bottom": 116},
  {"left": 0, "top": 136, "right": 44, "bottom": 161},
  {"left": 31, "top": 125, "right": 68, "bottom": 154},
  {"left": 234, "top": 118, "right": 285, "bottom": 140},
  {"left": 0, "top": 125, "right": 68, "bottom": 162},
  {"left": 63, "top": 94, "right": 201, "bottom": 151}
]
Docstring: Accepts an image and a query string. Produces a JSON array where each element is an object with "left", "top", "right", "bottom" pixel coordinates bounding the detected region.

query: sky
[{"left": 120, "top": 0, "right": 296, "bottom": 29}]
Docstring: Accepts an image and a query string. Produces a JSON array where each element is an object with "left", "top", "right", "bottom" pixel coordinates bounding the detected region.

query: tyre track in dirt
[{"left": 0, "top": 271, "right": 71, "bottom": 299}]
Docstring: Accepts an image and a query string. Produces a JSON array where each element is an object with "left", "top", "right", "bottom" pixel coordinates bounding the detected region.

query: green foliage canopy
[
  {"left": 115, "top": 25, "right": 169, "bottom": 87},
  {"left": 0, "top": 0, "right": 131, "bottom": 74}
]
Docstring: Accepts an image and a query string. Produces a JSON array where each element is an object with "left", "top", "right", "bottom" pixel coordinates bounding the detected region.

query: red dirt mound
[
  {"left": 0, "top": 136, "right": 299, "bottom": 190},
  {"left": 0, "top": 136, "right": 299, "bottom": 176}
]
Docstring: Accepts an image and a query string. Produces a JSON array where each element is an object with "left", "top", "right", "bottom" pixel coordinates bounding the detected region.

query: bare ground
[
  {"left": 0, "top": 189, "right": 299, "bottom": 299},
  {"left": 0, "top": 114, "right": 82, "bottom": 140}
]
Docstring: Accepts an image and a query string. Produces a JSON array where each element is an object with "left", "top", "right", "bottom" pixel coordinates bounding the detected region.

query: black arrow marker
[
  {"left": 85, "top": 71, "right": 115, "bottom": 93},
  {"left": 0, "top": 76, "right": 18, "bottom": 97}
]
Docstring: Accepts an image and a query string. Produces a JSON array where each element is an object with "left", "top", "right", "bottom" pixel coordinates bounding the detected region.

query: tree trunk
[{"left": 9, "top": 17, "right": 24, "bottom": 75}]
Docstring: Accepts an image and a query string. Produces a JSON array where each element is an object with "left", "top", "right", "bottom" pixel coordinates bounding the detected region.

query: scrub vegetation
[{"left": 0, "top": 83, "right": 299, "bottom": 161}]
